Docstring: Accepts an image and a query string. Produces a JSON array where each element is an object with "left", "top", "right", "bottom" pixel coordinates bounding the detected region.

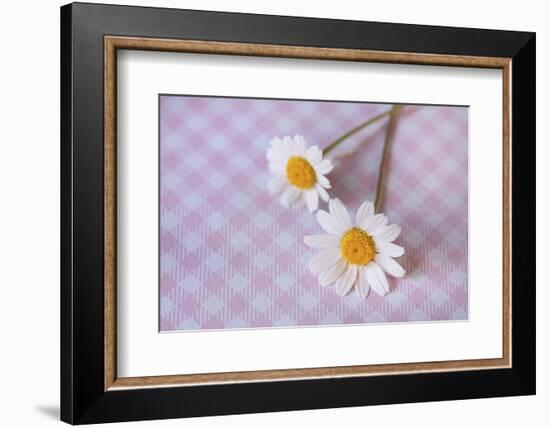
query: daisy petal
[
  {"left": 268, "top": 176, "right": 287, "bottom": 195},
  {"left": 329, "top": 199, "right": 352, "bottom": 232},
  {"left": 304, "top": 234, "right": 341, "bottom": 248},
  {"left": 316, "top": 159, "right": 334, "bottom": 174},
  {"left": 294, "top": 135, "right": 307, "bottom": 154},
  {"left": 283, "top": 136, "right": 297, "bottom": 156},
  {"left": 274, "top": 137, "right": 290, "bottom": 157},
  {"left": 294, "top": 193, "right": 306, "bottom": 209},
  {"left": 306, "top": 145, "right": 322, "bottom": 165},
  {"left": 306, "top": 189, "right": 319, "bottom": 212},
  {"left": 266, "top": 147, "right": 287, "bottom": 163},
  {"left": 374, "top": 224, "right": 402, "bottom": 243},
  {"left": 280, "top": 186, "right": 300, "bottom": 207},
  {"left": 316, "top": 210, "right": 342, "bottom": 236},
  {"left": 375, "top": 254, "right": 405, "bottom": 278},
  {"left": 309, "top": 248, "right": 341, "bottom": 274},
  {"left": 356, "top": 266, "right": 370, "bottom": 298},
  {"left": 270, "top": 137, "right": 283, "bottom": 148},
  {"left": 376, "top": 241, "right": 404, "bottom": 257},
  {"left": 319, "top": 259, "right": 347, "bottom": 287},
  {"left": 363, "top": 214, "right": 388, "bottom": 235},
  {"left": 317, "top": 174, "right": 331, "bottom": 189},
  {"left": 356, "top": 201, "right": 375, "bottom": 229},
  {"left": 334, "top": 264, "right": 357, "bottom": 296},
  {"left": 371, "top": 220, "right": 390, "bottom": 236},
  {"left": 365, "top": 262, "right": 390, "bottom": 296},
  {"left": 268, "top": 161, "right": 286, "bottom": 175},
  {"left": 316, "top": 184, "right": 330, "bottom": 202}
]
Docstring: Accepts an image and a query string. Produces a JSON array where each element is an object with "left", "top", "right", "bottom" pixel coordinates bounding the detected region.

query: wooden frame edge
[
  {"left": 104, "top": 36, "right": 117, "bottom": 390},
  {"left": 110, "top": 357, "right": 508, "bottom": 390},
  {"left": 103, "top": 35, "right": 512, "bottom": 391},
  {"left": 502, "top": 61, "right": 512, "bottom": 370},
  {"left": 105, "top": 35, "right": 511, "bottom": 67}
]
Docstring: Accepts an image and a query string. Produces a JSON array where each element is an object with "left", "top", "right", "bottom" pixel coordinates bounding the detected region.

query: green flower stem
[
  {"left": 374, "top": 105, "right": 402, "bottom": 213},
  {"left": 322, "top": 108, "right": 392, "bottom": 155}
]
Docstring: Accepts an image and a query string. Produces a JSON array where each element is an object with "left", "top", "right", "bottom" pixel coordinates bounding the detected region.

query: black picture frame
[{"left": 61, "top": 2, "right": 535, "bottom": 424}]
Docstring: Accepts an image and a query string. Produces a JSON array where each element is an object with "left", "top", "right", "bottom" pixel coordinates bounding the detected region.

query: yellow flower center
[
  {"left": 286, "top": 156, "right": 317, "bottom": 189},
  {"left": 341, "top": 228, "right": 376, "bottom": 265}
]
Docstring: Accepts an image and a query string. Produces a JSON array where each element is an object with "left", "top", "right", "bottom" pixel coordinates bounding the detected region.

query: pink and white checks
[{"left": 159, "top": 96, "right": 468, "bottom": 331}]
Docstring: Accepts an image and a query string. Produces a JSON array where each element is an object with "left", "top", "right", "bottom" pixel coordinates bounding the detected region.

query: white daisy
[
  {"left": 267, "top": 135, "right": 333, "bottom": 212},
  {"left": 304, "top": 199, "right": 405, "bottom": 298}
]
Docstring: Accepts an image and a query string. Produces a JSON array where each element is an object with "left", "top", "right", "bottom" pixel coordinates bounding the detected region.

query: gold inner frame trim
[{"left": 104, "top": 35, "right": 512, "bottom": 391}]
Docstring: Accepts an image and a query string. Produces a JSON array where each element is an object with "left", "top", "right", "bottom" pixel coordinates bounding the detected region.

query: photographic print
[{"left": 159, "top": 95, "right": 468, "bottom": 332}]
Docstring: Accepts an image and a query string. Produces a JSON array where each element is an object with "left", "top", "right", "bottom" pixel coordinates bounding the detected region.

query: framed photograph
[{"left": 60, "top": 2, "right": 535, "bottom": 424}]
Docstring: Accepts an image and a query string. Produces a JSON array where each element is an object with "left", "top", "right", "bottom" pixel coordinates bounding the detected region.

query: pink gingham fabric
[{"left": 159, "top": 96, "right": 468, "bottom": 331}]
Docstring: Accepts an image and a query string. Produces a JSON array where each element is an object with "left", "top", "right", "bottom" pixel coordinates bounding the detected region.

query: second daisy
[{"left": 267, "top": 135, "right": 333, "bottom": 212}]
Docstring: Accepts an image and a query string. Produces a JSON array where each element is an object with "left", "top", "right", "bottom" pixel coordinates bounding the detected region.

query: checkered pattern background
[{"left": 159, "top": 96, "right": 468, "bottom": 331}]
